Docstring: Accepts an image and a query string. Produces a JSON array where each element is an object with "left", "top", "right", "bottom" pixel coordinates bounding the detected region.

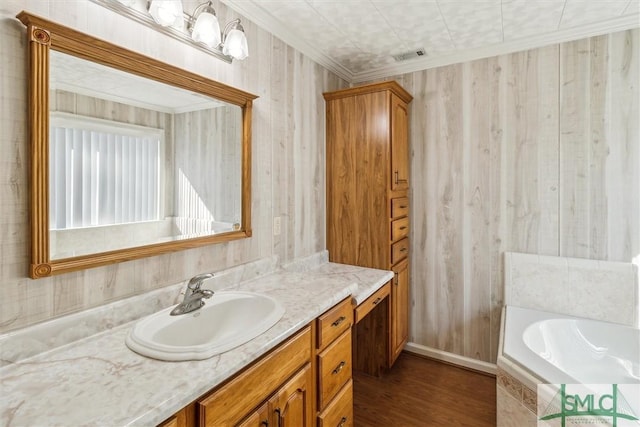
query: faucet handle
[{"left": 187, "top": 273, "right": 214, "bottom": 290}]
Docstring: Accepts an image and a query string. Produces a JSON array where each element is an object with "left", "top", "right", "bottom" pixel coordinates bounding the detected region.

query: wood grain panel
[
  {"left": 607, "top": 31, "right": 640, "bottom": 261},
  {"left": 463, "top": 58, "right": 492, "bottom": 362},
  {"left": 488, "top": 55, "right": 507, "bottom": 363},
  {"left": 408, "top": 69, "right": 437, "bottom": 348},
  {"left": 560, "top": 38, "right": 591, "bottom": 259},
  {"left": 354, "top": 91, "right": 390, "bottom": 268},
  {"left": 588, "top": 35, "right": 609, "bottom": 260},
  {"left": 390, "top": 94, "right": 409, "bottom": 191},
  {"left": 326, "top": 96, "right": 359, "bottom": 266},
  {"left": 434, "top": 63, "right": 465, "bottom": 355}
]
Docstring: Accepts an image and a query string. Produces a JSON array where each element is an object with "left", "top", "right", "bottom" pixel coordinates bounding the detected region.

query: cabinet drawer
[
  {"left": 355, "top": 282, "right": 390, "bottom": 324},
  {"left": 318, "top": 380, "right": 353, "bottom": 427},
  {"left": 157, "top": 416, "right": 178, "bottom": 427},
  {"left": 391, "top": 197, "right": 409, "bottom": 219},
  {"left": 198, "top": 326, "right": 311, "bottom": 427},
  {"left": 391, "top": 237, "right": 409, "bottom": 264},
  {"left": 318, "top": 329, "right": 352, "bottom": 410},
  {"left": 317, "top": 298, "right": 353, "bottom": 350},
  {"left": 391, "top": 217, "right": 409, "bottom": 242}
]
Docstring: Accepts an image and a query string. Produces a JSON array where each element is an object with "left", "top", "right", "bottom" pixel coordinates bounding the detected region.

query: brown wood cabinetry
[
  {"left": 317, "top": 380, "right": 353, "bottom": 427},
  {"left": 391, "top": 259, "right": 409, "bottom": 365},
  {"left": 157, "top": 299, "right": 355, "bottom": 427},
  {"left": 197, "top": 326, "right": 312, "bottom": 427},
  {"left": 324, "top": 81, "right": 412, "bottom": 371},
  {"left": 235, "top": 365, "right": 312, "bottom": 427},
  {"left": 315, "top": 298, "right": 353, "bottom": 427},
  {"left": 268, "top": 364, "right": 313, "bottom": 427}
]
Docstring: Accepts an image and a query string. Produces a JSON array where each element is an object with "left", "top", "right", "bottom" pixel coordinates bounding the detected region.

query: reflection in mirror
[
  {"left": 49, "top": 51, "right": 243, "bottom": 259},
  {"left": 17, "top": 11, "right": 257, "bottom": 278}
]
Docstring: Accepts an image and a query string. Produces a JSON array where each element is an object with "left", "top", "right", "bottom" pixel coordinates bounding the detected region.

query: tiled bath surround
[
  {"left": 497, "top": 368, "right": 537, "bottom": 427},
  {"left": 496, "top": 252, "right": 640, "bottom": 426},
  {"left": 505, "top": 252, "right": 639, "bottom": 327}
]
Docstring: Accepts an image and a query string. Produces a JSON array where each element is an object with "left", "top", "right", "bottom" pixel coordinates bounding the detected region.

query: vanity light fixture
[
  {"left": 146, "top": 0, "right": 248, "bottom": 60},
  {"left": 187, "top": 2, "right": 249, "bottom": 60},
  {"left": 91, "top": 0, "right": 249, "bottom": 62}
]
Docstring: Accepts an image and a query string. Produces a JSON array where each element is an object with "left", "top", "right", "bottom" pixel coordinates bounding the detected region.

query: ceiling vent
[{"left": 392, "top": 48, "right": 426, "bottom": 62}]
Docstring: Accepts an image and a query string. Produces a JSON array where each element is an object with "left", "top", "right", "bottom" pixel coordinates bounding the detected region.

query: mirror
[{"left": 17, "top": 11, "right": 258, "bottom": 278}]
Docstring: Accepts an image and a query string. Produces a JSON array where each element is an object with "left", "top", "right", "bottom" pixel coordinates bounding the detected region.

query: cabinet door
[
  {"left": 390, "top": 94, "right": 409, "bottom": 191},
  {"left": 237, "top": 403, "right": 269, "bottom": 427},
  {"left": 269, "top": 363, "right": 313, "bottom": 427},
  {"left": 390, "top": 259, "right": 409, "bottom": 365}
]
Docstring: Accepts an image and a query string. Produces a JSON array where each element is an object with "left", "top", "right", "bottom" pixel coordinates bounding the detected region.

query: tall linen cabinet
[{"left": 324, "top": 81, "right": 412, "bottom": 368}]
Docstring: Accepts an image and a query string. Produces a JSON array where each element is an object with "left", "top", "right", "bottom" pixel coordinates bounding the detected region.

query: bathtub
[
  {"left": 496, "top": 306, "right": 640, "bottom": 426},
  {"left": 503, "top": 305, "right": 639, "bottom": 385}
]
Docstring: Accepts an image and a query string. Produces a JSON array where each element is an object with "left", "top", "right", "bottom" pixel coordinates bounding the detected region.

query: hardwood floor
[{"left": 353, "top": 352, "right": 496, "bottom": 426}]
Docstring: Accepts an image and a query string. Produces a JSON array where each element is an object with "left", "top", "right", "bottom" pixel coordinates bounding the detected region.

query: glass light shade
[
  {"left": 191, "top": 11, "right": 221, "bottom": 48},
  {"left": 222, "top": 28, "right": 249, "bottom": 60},
  {"left": 148, "top": 0, "right": 183, "bottom": 27}
]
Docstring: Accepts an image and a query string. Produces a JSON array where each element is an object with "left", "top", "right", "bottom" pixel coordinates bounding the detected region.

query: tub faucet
[{"left": 170, "top": 273, "right": 214, "bottom": 316}]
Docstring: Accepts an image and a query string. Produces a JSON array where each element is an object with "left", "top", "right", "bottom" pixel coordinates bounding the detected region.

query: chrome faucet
[{"left": 170, "top": 273, "right": 215, "bottom": 316}]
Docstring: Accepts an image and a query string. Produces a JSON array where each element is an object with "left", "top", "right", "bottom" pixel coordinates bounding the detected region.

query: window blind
[{"left": 50, "top": 116, "right": 161, "bottom": 230}]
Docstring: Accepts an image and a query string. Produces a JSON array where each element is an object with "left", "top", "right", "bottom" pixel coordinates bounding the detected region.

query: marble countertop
[{"left": 0, "top": 254, "right": 392, "bottom": 426}]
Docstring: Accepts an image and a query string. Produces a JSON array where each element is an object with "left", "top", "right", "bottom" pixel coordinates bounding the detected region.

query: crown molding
[
  {"left": 221, "top": 0, "right": 354, "bottom": 82},
  {"left": 220, "top": 0, "right": 638, "bottom": 84},
  {"left": 351, "top": 14, "right": 640, "bottom": 83}
]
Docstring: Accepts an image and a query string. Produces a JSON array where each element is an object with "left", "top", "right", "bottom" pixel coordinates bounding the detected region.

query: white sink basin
[{"left": 125, "top": 291, "right": 285, "bottom": 361}]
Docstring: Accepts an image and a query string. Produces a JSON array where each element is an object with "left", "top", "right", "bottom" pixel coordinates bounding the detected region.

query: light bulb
[
  {"left": 222, "top": 28, "right": 248, "bottom": 60},
  {"left": 148, "top": 0, "right": 183, "bottom": 28},
  {"left": 192, "top": 11, "right": 221, "bottom": 48}
]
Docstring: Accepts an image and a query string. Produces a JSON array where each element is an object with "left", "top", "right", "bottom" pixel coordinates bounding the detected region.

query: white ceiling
[{"left": 221, "top": 0, "right": 640, "bottom": 82}]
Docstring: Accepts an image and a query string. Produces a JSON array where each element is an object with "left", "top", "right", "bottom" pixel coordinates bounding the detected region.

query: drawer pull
[
  {"left": 394, "top": 171, "right": 399, "bottom": 185},
  {"left": 331, "top": 316, "right": 346, "bottom": 327},
  {"left": 399, "top": 205, "right": 407, "bottom": 209},
  {"left": 332, "top": 361, "right": 346, "bottom": 375},
  {"left": 400, "top": 247, "right": 407, "bottom": 252},
  {"left": 399, "top": 226, "right": 407, "bottom": 230},
  {"left": 372, "top": 297, "right": 382, "bottom": 305},
  {"left": 275, "top": 408, "right": 281, "bottom": 427},
  {"left": 261, "top": 421, "right": 269, "bottom": 427},
  {"left": 338, "top": 416, "right": 348, "bottom": 427}
]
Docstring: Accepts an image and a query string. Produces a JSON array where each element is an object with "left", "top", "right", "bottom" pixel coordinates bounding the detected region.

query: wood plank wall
[{"left": 381, "top": 29, "right": 639, "bottom": 363}]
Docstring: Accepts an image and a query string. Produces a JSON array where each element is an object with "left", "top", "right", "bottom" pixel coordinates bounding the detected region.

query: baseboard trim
[{"left": 404, "top": 342, "right": 497, "bottom": 376}]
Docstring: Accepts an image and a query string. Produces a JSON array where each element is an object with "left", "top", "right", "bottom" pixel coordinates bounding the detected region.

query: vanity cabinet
[
  {"left": 157, "top": 299, "right": 355, "bottom": 427},
  {"left": 197, "top": 326, "right": 313, "bottom": 427},
  {"left": 324, "top": 81, "right": 413, "bottom": 370}
]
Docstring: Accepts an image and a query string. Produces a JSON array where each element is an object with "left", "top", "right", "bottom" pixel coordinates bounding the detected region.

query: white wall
[{"left": 0, "top": 0, "right": 347, "bottom": 333}]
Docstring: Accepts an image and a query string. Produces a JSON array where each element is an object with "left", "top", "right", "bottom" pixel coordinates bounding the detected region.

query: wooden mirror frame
[{"left": 17, "top": 12, "right": 258, "bottom": 279}]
